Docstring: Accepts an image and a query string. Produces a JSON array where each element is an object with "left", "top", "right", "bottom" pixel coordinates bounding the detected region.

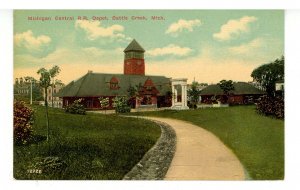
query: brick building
[{"left": 56, "top": 39, "right": 172, "bottom": 109}]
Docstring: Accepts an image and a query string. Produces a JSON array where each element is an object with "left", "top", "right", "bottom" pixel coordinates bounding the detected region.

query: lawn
[
  {"left": 131, "top": 105, "right": 284, "bottom": 180},
  {"left": 14, "top": 105, "right": 161, "bottom": 180}
]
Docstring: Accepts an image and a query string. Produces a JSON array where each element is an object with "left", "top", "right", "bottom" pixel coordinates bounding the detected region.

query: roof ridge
[{"left": 75, "top": 73, "right": 90, "bottom": 97}]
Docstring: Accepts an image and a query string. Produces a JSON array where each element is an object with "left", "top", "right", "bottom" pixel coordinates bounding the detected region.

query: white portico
[{"left": 171, "top": 78, "right": 189, "bottom": 110}]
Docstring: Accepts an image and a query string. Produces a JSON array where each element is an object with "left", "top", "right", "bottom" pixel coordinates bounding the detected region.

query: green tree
[
  {"left": 251, "top": 56, "right": 284, "bottom": 97},
  {"left": 37, "top": 66, "right": 60, "bottom": 142},
  {"left": 127, "top": 85, "right": 140, "bottom": 108},
  {"left": 113, "top": 96, "right": 131, "bottom": 113},
  {"left": 218, "top": 80, "right": 235, "bottom": 103},
  {"left": 49, "top": 66, "right": 61, "bottom": 107},
  {"left": 187, "top": 81, "right": 201, "bottom": 109}
]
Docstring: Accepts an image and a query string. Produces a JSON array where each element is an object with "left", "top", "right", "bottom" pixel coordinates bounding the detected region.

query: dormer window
[{"left": 110, "top": 77, "right": 119, "bottom": 90}]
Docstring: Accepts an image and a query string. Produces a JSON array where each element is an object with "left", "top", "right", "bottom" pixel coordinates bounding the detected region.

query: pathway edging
[{"left": 123, "top": 118, "right": 176, "bottom": 180}]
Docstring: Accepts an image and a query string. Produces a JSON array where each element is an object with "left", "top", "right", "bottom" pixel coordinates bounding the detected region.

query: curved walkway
[{"left": 142, "top": 117, "right": 246, "bottom": 180}]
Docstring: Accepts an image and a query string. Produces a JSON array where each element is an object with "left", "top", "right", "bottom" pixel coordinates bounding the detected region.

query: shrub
[
  {"left": 65, "top": 98, "right": 86, "bottom": 115},
  {"left": 256, "top": 95, "right": 284, "bottom": 119},
  {"left": 99, "top": 97, "right": 110, "bottom": 111},
  {"left": 14, "top": 101, "right": 34, "bottom": 145},
  {"left": 113, "top": 96, "right": 131, "bottom": 113}
]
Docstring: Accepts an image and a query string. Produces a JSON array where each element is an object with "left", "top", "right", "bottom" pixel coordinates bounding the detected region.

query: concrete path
[{"left": 142, "top": 117, "right": 246, "bottom": 180}]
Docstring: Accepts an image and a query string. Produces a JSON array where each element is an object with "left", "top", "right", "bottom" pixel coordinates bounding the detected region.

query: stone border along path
[
  {"left": 123, "top": 119, "right": 176, "bottom": 180},
  {"left": 142, "top": 117, "right": 247, "bottom": 180}
]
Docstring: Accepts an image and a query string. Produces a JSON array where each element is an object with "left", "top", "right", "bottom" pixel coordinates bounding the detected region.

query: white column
[
  {"left": 184, "top": 85, "right": 187, "bottom": 107},
  {"left": 171, "top": 78, "right": 189, "bottom": 110}
]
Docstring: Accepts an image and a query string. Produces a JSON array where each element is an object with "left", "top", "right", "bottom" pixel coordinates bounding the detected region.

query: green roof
[
  {"left": 200, "top": 82, "right": 266, "bottom": 96},
  {"left": 124, "top": 39, "right": 145, "bottom": 52},
  {"left": 56, "top": 72, "right": 171, "bottom": 97}
]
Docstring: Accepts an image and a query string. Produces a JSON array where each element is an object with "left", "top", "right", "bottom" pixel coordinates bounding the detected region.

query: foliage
[
  {"left": 49, "top": 66, "right": 61, "bottom": 106},
  {"left": 218, "top": 80, "right": 235, "bottom": 95},
  {"left": 251, "top": 56, "right": 284, "bottom": 96},
  {"left": 14, "top": 101, "right": 34, "bottom": 145},
  {"left": 99, "top": 97, "right": 110, "bottom": 110},
  {"left": 37, "top": 65, "right": 61, "bottom": 142},
  {"left": 65, "top": 98, "right": 86, "bottom": 115},
  {"left": 127, "top": 85, "right": 141, "bottom": 108},
  {"left": 14, "top": 105, "right": 160, "bottom": 179},
  {"left": 99, "top": 97, "right": 110, "bottom": 126},
  {"left": 113, "top": 96, "right": 131, "bottom": 113},
  {"left": 217, "top": 80, "right": 235, "bottom": 103},
  {"left": 14, "top": 76, "right": 43, "bottom": 102},
  {"left": 256, "top": 95, "right": 284, "bottom": 119},
  {"left": 32, "top": 84, "right": 44, "bottom": 101},
  {"left": 127, "top": 85, "right": 139, "bottom": 97},
  {"left": 133, "top": 106, "right": 284, "bottom": 180},
  {"left": 187, "top": 81, "right": 201, "bottom": 109},
  {"left": 37, "top": 68, "right": 51, "bottom": 97}
]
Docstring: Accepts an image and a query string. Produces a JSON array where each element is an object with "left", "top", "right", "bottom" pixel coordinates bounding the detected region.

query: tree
[
  {"left": 99, "top": 97, "right": 110, "bottom": 110},
  {"left": 37, "top": 66, "right": 60, "bottom": 142},
  {"left": 187, "top": 81, "right": 201, "bottom": 109},
  {"left": 251, "top": 56, "right": 284, "bottom": 97},
  {"left": 113, "top": 96, "right": 131, "bottom": 113},
  {"left": 127, "top": 85, "right": 140, "bottom": 108},
  {"left": 49, "top": 66, "right": 61, "bottom": 107},
  {"left": 99, "top": 97, "right": 110, "bottom": 127},
  {"left": 217, "top": 80, "right": 234, "bottom": 103}
]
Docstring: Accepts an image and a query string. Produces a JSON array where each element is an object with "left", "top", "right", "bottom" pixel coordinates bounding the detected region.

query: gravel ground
[{"left": 123, "top": 119, "right": 176, "bottom": 180}]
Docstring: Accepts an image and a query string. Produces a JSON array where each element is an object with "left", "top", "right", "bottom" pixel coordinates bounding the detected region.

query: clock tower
[{"left": 124, "top": 39, "right": 145, "bottom": 75}]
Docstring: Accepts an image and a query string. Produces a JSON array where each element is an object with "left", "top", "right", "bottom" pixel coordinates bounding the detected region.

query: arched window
[{"left": 110, "top": 77, "right": 119, "bottom": 90}]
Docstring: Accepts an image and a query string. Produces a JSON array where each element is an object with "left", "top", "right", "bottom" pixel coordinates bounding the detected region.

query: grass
[
  {"left": 14, "top": 105, "right": 161, "bottom": 180},
  {"left": 129, "top": 105, "right": 284, "bottom": 180}
]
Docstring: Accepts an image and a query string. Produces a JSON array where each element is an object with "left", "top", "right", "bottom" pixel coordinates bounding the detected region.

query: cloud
[
  {"left": 75, "top": 20, "right": 125, "bottom": 40},
  {"left": 147, "top": 44, "right": 193, "bottom": 57},
  {"left": 14, "top": 30, "right": 51, "bottom": 51},
  {"left": 213, "top": 16, "right": 258, "bottom": 41},
  {"left": 228, "top": 38, "right": 263, "bottom": 54},
  {"left": 147, "top": 52, "right": 258, "bottom": 84},
  {"left": 166, "top": 19, "right": 202, "bottom": 36}
]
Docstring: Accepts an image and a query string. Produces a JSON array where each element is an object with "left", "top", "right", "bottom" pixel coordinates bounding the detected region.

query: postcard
[{"left": 13, "top": 10, "right": 284, "bottom": 180}]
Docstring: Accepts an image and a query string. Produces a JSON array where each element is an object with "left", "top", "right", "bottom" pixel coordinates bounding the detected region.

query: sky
[{"left": 14, "top": 10, "right": 284, "bottom": 85}]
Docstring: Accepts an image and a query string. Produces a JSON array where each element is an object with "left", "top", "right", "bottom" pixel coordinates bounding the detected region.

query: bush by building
[
  {"left": 113, "top": 96, "right": 131, "bottom": 113},
  {"left": 256, "top": 95, "right": 284, "bottom": 119},
  {"left": 65, "top": 99, "right": 86, "bottom": 115},
  {"left": 14, "top": 101, "right": 34, "bottom": 145}
]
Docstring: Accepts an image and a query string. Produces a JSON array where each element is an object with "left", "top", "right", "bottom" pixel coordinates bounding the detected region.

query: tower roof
[{"left": 124, "top": 39, "right": 145, "bottom": 53}]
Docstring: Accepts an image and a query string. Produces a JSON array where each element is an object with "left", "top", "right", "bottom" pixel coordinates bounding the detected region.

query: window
[{"left": 110, "top": 77, "right": 119, "bottom": 90}]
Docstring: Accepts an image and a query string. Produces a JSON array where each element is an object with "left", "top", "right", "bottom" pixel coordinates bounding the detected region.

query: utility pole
[{"left": 30, "top": 80, "right": 33, "bottom": 105}]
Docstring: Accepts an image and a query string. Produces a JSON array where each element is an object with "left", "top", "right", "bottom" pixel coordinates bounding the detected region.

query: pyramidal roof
[{"left": 124, "top": 39, "right": 145, "bottom": 52}]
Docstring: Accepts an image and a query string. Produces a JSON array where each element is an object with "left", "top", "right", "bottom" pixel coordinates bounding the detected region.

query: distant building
[
  {"left": 14, "top": 78, "right": 31, "bottom": 95},
  {"left": 275, "top": 80, "right": 284, "bottom": 91},
  {"left": 56, "top": 39, "right": 172, "bottom": 109},
  {"left": 42, "top": 84, "right": 64, "bottom": 108},
  {"left": 200, "top": 82, "right": 266, "bottom": 105},
  {"left": 275, "top": 80, "right": 284, "bottom": 97},
  {"left": 14, "top": 77, "right": 43, "bottom": 102}
]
